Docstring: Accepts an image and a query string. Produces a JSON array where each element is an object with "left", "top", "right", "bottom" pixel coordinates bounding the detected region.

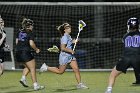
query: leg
[
  {"left": 21, "top": 65, "right": 30, "bottom": 80},
  {"left": 105, "top": 66, "right": 122, "bottom": 93},
  {"left": 22, "top": 66, "right": 30, "bottom": 77},
  {"left": 48, "top": 65, "right": 67, "bottom": 74},
  {"left": 25, "top": 59, "right": 44, "bottom": 90},
  {"left": 133, "top": 70, "right": 140, "bottom": 84},
  {"left": 0, "top": 63, "right": 4, "bottom": 76},
  {"left": 70, "top": 60, "right": 81, "bottom": 84},
  {"left": 40, "top": 62, "right": 67, "bottom": 74},
  {"left": 25, "top": 59, "right": 37, "bottom": 83},
  {"left": 131, "top": 57, "right": 140, "bottom": 85},
  {"left": 70, "top": 60, "right": 88, "bottom": 89},
  {"left": 19, "top": 65, "right": 30, "bottom": 87}
]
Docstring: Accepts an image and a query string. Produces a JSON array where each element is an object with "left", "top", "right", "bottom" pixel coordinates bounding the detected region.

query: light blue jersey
[{"left": 59, "top": 33, "right": 76, "bottom": 65}]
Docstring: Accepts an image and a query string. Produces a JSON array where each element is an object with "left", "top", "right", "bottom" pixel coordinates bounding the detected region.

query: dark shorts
[
  {"left": 116, "top": 55, "right": 140, "bottom": 73},
  {"left": 16, "top": 51, "right": 34, "bottom": 63},
  {"left": 0, "top": 49, "right": 5, "bottom": 63}
]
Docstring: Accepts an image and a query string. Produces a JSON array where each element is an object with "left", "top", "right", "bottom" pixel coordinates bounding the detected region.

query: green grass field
[{"left": 0, "top": 71, "right": 140, "bottom": 93}]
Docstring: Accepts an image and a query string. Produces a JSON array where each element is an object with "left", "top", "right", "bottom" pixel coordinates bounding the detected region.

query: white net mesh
[{"left": 1, "top": 2, "right": 140, "bottom": 69}]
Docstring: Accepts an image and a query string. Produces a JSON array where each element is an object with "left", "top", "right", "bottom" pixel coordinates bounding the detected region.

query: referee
[{"left": 105, "top": 17, "right": 140, "bottom": 93}]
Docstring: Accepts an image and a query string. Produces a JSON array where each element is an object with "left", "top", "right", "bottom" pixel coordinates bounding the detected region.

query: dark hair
[{"left": 57, "top": 23, "right": 71, "bottom": 36}]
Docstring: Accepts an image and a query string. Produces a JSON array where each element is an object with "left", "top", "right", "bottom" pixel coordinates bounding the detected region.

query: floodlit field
[{"left": 0, "top": 71, "right": 140, "bottom": 93}]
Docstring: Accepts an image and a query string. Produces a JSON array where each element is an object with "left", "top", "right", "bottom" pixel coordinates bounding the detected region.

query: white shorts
[{"left": 59, "top": 53, "right": 76, "bottom": 65}]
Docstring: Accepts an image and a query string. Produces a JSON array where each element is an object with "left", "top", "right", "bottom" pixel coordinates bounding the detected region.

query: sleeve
[{"left": 61, "top": 35, "right": 68, "bottom": 44}]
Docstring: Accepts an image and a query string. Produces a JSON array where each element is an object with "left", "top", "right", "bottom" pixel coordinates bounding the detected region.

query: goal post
[
  {"left": 0, "top": 2, "right": 140, "bottom": 71},
  {"left": 3, "top": 27, "right": 15, "bottom": 70}
]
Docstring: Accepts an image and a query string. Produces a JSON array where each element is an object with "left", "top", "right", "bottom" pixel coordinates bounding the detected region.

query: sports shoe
[
  {"left": 132, "top": 81, "right": 140, "bottom": 85},
  {"left": 39, "top": 63, "right": 48, "bottom": 73},
  {"left": 76, "top": 83, "right": 88, "bottom": 89},
  {"left": 34, "top": 85, "right": 45, "bottom": 91},
  {"left": 105, "top": 90, "right": 112, "bottom": 93},
  {"left": 19, "top": 79, "right": 29, "bottom": 87}
]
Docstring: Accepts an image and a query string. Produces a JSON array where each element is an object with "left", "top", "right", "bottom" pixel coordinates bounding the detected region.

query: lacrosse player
[
  {"left": 105, "top": 17, "right": 140, "bottom": 93},
  {"left": 0, "top": 15, "right": 8, "bottom": 76},
  {"left": 16, "top": 18, "right": 44, "bottom": 90},
  {"left": 40, "top": 23, "right": 88, "bottom": 89}
]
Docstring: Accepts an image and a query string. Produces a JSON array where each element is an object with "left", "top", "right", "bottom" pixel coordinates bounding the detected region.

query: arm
[
  {"left": 61, "top": 44, "right": 74, "bottom": 54},
  {"left": 16, "top": 38, "right": 18, "bottom": 45},
  {"left": 0, "top": 32, "right": 6, "bottom": 46},
  {"left": 29, "top": 40, "right": 40, "bottom": 53}
]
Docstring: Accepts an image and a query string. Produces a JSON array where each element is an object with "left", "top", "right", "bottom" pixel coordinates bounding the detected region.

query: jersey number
[{"left": 125, "top": 35, "right": 140, "bottom": 47}]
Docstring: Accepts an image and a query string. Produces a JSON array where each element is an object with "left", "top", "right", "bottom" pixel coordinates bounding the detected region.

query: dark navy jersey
[
  {"left": 122, "top": 30, "right": 140, "bottom": 55},
  {"left": 16, "top": 29, "right": 34, "bottom": 51},
  {"left": 0, "top": 30, "right": 6, "bottom": 49}
]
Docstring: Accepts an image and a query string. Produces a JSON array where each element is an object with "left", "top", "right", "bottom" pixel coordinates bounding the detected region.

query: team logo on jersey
[{"left": 18, "top": 32, "right": 27, "bottom": 41}]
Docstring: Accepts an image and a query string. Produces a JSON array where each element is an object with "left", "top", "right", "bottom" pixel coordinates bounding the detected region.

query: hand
[
  {"left": 5, "top": 44, "right": 10, "bottom": 50},
  {"left": 71, "top": 50, "right": 75, "bottom": 54},
  {"left": 72, "top": 39, "right": 78, "bottom": 44},
  {"left": 36, "top": 48, "right": 40, "bottom": 53}
]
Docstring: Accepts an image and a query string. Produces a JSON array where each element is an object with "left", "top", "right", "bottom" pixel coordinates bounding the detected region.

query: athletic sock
[
  {"left": 21, "top": 75, "right": 26, "bottom": 80},
  {"left": 33, "top": 82, "right": 38, "bottom": 87},
  {"left": 107, "top": 87, "right": 112, "bottom": 91}
]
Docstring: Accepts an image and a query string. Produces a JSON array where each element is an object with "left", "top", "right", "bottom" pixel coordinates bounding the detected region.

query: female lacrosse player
[
  {"left": 0, "top": 16, "right": 7, "bottom": 76},
  {"left": 18, "top": 17, "right": 30, "bottom": 88},
  {"left": 16, "top": 18, "right": 44, "bottom": 90},
  {"left": 40, "top": 23, "right": 88, "bottom": 89},
  {"left": 105, "top": 17, "right": 140, "bottom": 93}
]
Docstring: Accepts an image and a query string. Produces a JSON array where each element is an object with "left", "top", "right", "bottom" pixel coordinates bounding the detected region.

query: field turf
[{"left": 0, "top": 71, "right": 140, "bottom": 93}]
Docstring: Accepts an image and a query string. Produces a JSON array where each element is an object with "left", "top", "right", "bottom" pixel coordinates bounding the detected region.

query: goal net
[{"left": 0, "top": 2, "right": 140, "bottom": 70}]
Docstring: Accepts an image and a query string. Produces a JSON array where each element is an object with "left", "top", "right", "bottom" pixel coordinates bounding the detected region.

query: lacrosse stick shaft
[{"left": 73, "top": 31, "right": 81, "bottom": 51}]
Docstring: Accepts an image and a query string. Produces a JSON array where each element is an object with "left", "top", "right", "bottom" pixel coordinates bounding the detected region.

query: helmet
[
  {"left": 127, "top": 17, "right": 139, "bottom": 32},
  {"left": 22, "top": 18, "right": 34, "bottom": 29}
]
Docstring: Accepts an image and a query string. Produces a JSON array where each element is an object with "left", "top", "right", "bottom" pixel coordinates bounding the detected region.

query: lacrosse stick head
[
  {"left": 47, "top": 45, "right": 59, "bottom": 53},
  {"left": 79, "top": 20, "right": 86, "bottom": 31}
]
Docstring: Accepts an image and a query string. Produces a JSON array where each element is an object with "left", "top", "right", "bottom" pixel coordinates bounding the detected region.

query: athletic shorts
[
  {"left": 16, "top": 51, "right": 34, "bottom": 63},
  {"left": 59, "top": 53, "right": 76, "bottom": 65},
  {"left": 0, "top": 49, "right": 5, "bottom": 63},
  {"left": 116, "top": 55, "right": 140, "bottom": 73}
]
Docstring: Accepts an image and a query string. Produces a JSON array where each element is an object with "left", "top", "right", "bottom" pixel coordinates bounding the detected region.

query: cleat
[
  {"left": 19, "top": 80, "right": 29, "bottom": 87},
  {"left": 105, "top": 88, "right": 112, "bottom": 93},
  {"left": 132, "top": 81, "right": 140, "bottom": 85},
  {"left": 34, "top": 85, "right": 45, "bottom": 91},
  {"left": 105, "top": 90, "right": 112, "bottom": 93},
  {"left": 76, "top": 83, "right": 88, "bottom": 89},
  {"left": 39, "top": 63, "right": 48, "bottom": 74}
]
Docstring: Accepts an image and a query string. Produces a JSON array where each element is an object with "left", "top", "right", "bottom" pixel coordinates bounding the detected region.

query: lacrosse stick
[{"left": 73, "top": 20, "right": 86, "bottom": 51}]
